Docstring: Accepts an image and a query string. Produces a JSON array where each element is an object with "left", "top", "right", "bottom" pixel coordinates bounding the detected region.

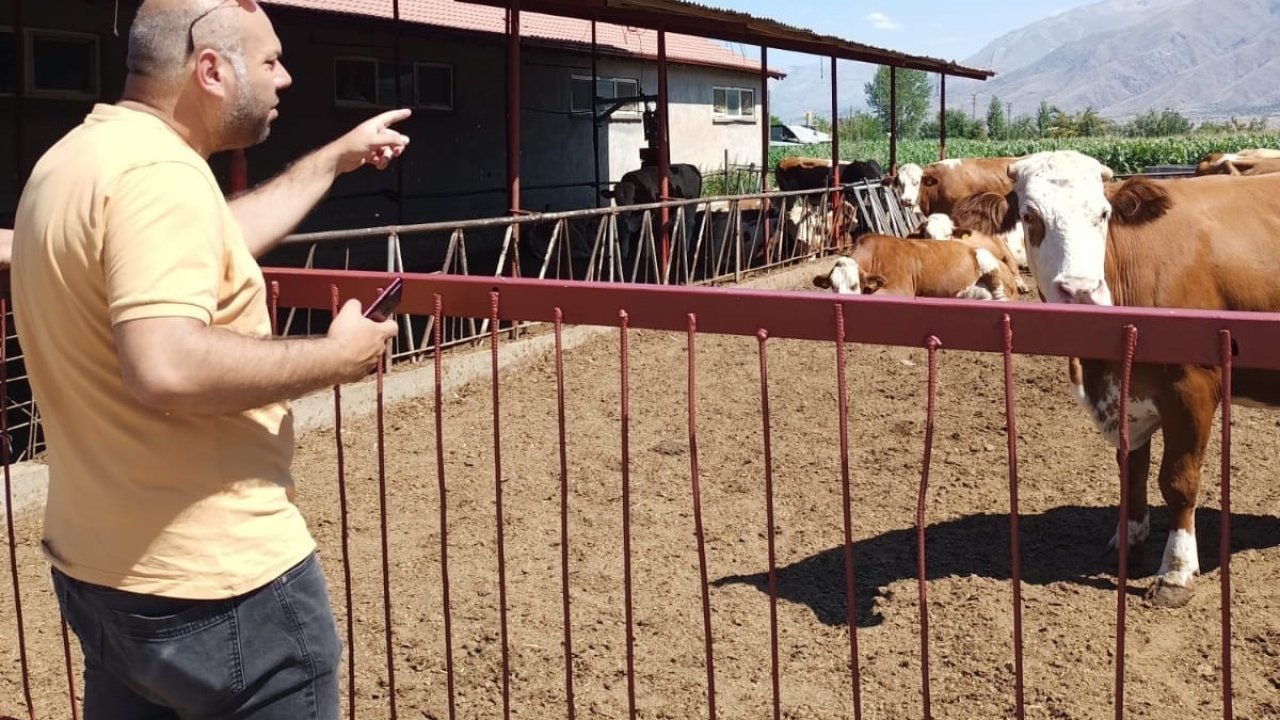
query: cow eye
[{"left": 1020, "top": 209, "right": 1036, "bottom": 223}]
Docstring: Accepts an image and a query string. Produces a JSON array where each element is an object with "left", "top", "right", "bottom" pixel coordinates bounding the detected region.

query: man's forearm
[
  {"left": 228, "top": 144, "right": 341, "bottom": 258},
  {"left": 130, "top": 326, "right": 351, "bottom": 415}
]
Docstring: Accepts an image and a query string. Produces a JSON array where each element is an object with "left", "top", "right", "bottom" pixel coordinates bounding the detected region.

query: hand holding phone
[{"left": 363, "top": 276, "right": 404, "bottom": 322}]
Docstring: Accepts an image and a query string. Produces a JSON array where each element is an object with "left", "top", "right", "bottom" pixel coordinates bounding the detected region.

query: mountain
[
  {"left": 766, "top": 60, "right": 876, "bottom": 124},
  {"left": 767, "top": 0, "right": 1280, "bottom": 125}
]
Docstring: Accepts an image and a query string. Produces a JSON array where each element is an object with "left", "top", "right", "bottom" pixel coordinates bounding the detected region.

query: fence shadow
[{"left": 712, "top": 505, "right": 1280, "bottom": 628}]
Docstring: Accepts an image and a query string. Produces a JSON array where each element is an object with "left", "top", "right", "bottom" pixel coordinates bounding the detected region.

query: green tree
[
  {"left": 838, "top": 111, "right": 886, "bottom": 142},
  {"left": 920, "top": 108, "right": 985, "bottom": 139},
  {"left": 1036, "top": 101, "right": 1053, "bottom": 138},
  {"left": 1126, "top": 108, "right": 1193, "bottom": 137},
  {"left": 1075, "top": 107, "right": 1113, "bottom": 137},
  {"left": 986, "top": 96, "right": 1006, "bottom": 140},
  {"left": 864, "top": 66, "right": 932, "bottom": 139}
]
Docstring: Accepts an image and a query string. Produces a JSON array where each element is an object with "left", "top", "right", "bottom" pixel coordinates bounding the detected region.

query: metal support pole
[
  {"left": 829, "top": 57, "right": 839, "bottom": 186},
  {"left": 939, "top": 74, "right": 947, "bottom": 161},
  {"left": 657, "top": 28, "right": 671, "bottom": 282},
  {"left": 760, "top": 46, "right": 770, "bottom": 252},
  {"left": 506, "top": 0, "right": 522, "bottom": 277},
  {"left": 13, "top": 0, "right": 26, "bottom": 199},
  {"left": 230, "top": 150, "right": 248, "bottom": 194},
  {"left": 393, "top": 0, "right": 405, "bottom": 226},
  {"left": 889, "top": 66, "right": 898, "bottom": 172},
  {"left": 592, "top": 19, "right": 601, "bottom": 208}
]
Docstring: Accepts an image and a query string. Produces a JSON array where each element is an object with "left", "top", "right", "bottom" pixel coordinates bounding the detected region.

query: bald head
[{"left": 127, "top": 0, "right": 257, "bottom": 84}]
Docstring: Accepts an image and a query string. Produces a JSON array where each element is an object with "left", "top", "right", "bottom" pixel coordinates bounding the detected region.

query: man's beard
[{"left": 222, "top": 60, "right": 273, "bottom": 148}]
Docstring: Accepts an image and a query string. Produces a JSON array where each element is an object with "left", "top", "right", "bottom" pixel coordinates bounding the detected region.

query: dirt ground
[{"left": 3, "top": 265, "right": 1279, "bottom": 720}]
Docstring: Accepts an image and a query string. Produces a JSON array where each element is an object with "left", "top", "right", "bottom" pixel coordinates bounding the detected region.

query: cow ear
[
  {"left": 862, "top": 275, "right": 886, "bottom": 293},
  {"left": 1100, "top": 164, "right": 1115, "bottom": 181},
  {"left": 813, "top": 274, "right": 832, "bottom": 289}
]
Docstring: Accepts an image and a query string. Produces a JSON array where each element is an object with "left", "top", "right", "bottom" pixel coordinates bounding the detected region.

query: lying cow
[
  {"left": 812, "top": 234, "right": 1011, "bottom": 301},
  {"left": 907, "top": 214, "right": 1028, "bottom": 295},
  {"left": 948, "top": 189, "right": 1029, "bottom": 270},
  {"left": 887, "top": 155, "right": 1023, "bottom": 216},
  {"left": 1194, "top": 147, "right": 1280, "bottom": 175},
  {"left": 1193, "top": 154, "right": 1280, "bottom": 177},
  {"left": 1006, "top": 149, "right": 1280, "bottom": 608}
]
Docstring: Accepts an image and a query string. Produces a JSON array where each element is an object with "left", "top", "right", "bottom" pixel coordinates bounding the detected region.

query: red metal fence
[{"left": 4, "top": 267, "right": 1278, "bottom": 719}]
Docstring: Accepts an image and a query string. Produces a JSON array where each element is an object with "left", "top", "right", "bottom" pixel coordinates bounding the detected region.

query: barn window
[
  {"left": 571, "top": 75, "right": 641, "bottom": 116},
  {"left": 334, "top": 57, "right": 379, "bottom": 107},
  {"left": 713, "top": 86, "right": 757, "bottom": 120},
  {"left": 414, "top": 63, "right": 452, "bottom": 110},
  {"left": 24, "top": 29, "right": 99, "bottom": 99}
]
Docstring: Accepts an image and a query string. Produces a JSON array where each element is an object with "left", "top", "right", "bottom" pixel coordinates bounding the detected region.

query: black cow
[{"left": 600, "top": 163, "right": 703, "bottom": 275}]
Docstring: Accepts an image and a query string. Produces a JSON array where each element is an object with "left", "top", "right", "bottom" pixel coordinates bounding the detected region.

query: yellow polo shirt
[{"left": 11, "top": 103, "right": 314, "bottom": 599}]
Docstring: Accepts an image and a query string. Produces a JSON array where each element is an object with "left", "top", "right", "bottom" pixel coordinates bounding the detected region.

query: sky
[{"left": 707, "top": 0, "right": 1102, "bottom": 70}]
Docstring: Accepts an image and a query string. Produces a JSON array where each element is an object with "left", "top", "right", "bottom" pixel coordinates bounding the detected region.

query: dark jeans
[{"left": 52, "top": 552, "right": 342, "bottom": 720}]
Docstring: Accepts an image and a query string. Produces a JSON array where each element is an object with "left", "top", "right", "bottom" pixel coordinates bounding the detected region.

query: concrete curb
[{"left": 2, "top": 259, "right": 835, "bottom": 517}]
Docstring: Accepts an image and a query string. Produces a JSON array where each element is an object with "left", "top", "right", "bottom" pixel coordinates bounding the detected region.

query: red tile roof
[{"left": 262, "top": 0, "right": 783, "bottom": 77}]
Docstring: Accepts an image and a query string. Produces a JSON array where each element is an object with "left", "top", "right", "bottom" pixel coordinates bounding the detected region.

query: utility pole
[{"left": 971, "top": 93, "right": 977, "bottom": 119}]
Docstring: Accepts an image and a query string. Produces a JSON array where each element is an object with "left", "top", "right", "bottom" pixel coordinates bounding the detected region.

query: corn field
[{"left": 767, "top": 133, "right": 1280, "bottom": 175}]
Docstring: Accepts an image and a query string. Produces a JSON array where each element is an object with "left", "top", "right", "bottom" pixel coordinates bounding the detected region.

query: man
[{"left": 10, "top": 1, "right": 409, "bottom": 717}]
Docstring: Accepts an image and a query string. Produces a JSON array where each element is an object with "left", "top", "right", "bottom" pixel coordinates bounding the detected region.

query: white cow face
[
  {"left": 813, "top": 256, "right": 865, "bottom": 294},
  {"left": 1007, "top": 150, "right": 1115, "bottom": 305},
  {"left": 894, "top": 163, "right": 924, "bottom": 209},
  {"left": 919, "top": 213, "right": 954, "bottom": 240}
]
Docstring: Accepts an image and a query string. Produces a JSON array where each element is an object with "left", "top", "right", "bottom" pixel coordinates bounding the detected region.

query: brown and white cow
[
  {"left": 812, "top": 234, "right": 1012, "bottom": 301},
  {"left": 1006, "top": 149, "right": 1280, "bottom": 607},
  {"left": 907, "top": 215, "right": 1028, "bottom": 295},
  {"left": 1194, "top": 147, "right": 1280, "bottom": 175},
  {"left": 887, "top": 155, "right": 1024, "bottom": 216},
  {"left": 1193, "top": 154, "right": 1280, "bottom": 177},
  {"left": 949, "top": 189, "right": 1030, "bottom": 270}
]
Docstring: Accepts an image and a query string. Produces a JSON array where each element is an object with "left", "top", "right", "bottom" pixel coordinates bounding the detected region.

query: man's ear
[{"left": 194, "top": 49, "right": 230, "bottom": 98}]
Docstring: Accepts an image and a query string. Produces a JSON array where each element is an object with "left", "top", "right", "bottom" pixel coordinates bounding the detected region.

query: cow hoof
[{"left": 1145, "top": 578, "right": 1193, "bottom": 608}]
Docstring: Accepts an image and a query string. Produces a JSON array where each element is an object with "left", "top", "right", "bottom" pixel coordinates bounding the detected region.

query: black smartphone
[{"left": 362, "top": 276, "right": 404, "bottom": 322}]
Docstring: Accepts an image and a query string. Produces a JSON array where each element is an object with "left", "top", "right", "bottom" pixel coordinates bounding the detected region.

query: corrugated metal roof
[
  {"left": 261, "top": 0, "right": 782, "bottom": 77},
  {"left": 456, "top": 0, "right": 995, "bottom": 80}
]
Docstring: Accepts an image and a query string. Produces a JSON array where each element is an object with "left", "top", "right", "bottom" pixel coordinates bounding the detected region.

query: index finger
[{"left": 373, "top": 108, "right": 413, "bottom": 128}]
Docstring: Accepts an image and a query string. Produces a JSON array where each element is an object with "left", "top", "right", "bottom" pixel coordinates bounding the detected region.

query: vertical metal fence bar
[
  {"left": 916, "top": 336, "right": 942, "bottom": 720},
  {"left": 1, "top": 298, "right": 37, "bottom": 720},
  {"left": 1217, "top": 329, "right": 1234, "bottom": 720},
  {"left": 756, "top": 328, "right": 781, "bottom": 720},
  {"left": 1115, "top": 325, "right": 1139, "bottom": 720},
  {"left": 433, "top": 295, "right": 458, "bottom": 720},
  {"left": 269, "top": 281, "right": 280, "bottom": 336},
  {"left": 618, "top": 309, "right": 638, "bottom": 720},
  {"left": 686, "top": 313, "right": 718, "bottom": 720},
  {"left": 330, "top": 286, "right": 358, "bottom": 720},
  {"left": 375, "top": 323, "right": 399, "bottom": 720},
  {"left": 1001, "top": 315, "right": 1026, "bottom": 720},
  {"left": 554, "top": 307, "right": 576, "bottom": 720},
  {"left": 488, "top": 292, "right": 513, "bottom": 720},
  {"left": 834, "top": 304, "right": 864, "bottom": 720},
  {"left": 60, "top": 612, "right": 79, "bottom": 720}
]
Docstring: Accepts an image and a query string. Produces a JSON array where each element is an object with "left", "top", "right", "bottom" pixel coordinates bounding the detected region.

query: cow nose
[{"left": 1053, "top": 276, "right": 1104, "bottom": 304}]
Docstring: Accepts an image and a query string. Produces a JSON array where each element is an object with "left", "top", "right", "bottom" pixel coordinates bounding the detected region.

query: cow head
[
  {"left": 892, "top": 163, "right": 926, "bottom": 210},
  {"left": 812, "top": 256, "right": 883, "bottom": 295},
  {"left": 1007, "top": 150, "right": 1114, "bottom": 305}
]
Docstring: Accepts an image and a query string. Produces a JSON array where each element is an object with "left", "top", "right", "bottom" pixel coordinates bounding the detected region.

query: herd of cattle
[
  {"left": 800, "top": 145, "right": 1280, "bottom": 611},
  {"left": 584, "top": 146, "right": 1280, "bottom": 609}
]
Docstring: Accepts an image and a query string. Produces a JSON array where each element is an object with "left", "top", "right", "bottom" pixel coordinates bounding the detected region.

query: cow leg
[
  {"left": 1146, "top": 367, "right": 1217, "bottom": 608},
  {"left": 1107, "top": 442, "right": 1152, "bottom": 556}
]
